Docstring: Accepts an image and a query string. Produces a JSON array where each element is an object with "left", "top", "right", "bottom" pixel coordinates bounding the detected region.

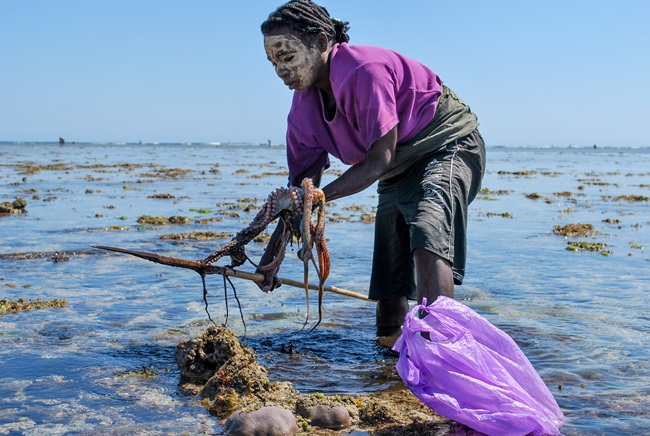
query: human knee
[{"left": 413, "top": 248, "right": 451, "bottom": 268}]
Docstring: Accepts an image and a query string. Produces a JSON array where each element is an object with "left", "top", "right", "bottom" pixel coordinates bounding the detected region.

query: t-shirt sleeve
[
  {"left": 336, "top": 62, "right": 400, "bottom": 149},
  {"left": 286, "top": 121, "right": 329, "bottom": 187}
]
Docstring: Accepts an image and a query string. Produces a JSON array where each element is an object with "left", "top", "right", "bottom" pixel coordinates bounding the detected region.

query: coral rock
[{"left": 174, "top": 326, "right": 257, "bottom": 385}]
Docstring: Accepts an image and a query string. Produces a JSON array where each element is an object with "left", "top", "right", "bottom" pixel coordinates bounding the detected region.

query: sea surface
[{"left": 0, "top": 142, "right": 648, "bottom": 435}]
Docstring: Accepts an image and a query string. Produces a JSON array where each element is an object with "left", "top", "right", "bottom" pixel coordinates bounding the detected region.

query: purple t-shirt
[{"left": 286, "top": 43, "right": 442, "bottom": 186}]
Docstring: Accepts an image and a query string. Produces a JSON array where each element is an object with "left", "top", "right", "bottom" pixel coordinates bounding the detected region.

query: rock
[
  {"left": 137, "top": 215, "right": 169, "bottom": 225},
  {"left": 168, "top": 215, "right": 190, "bottom": 224},
  {"left": 174, "top": 326, "right": 448, "bottom": 433},
  {"left": 174, "top": 326, "right": 257, "bottom": 385},
  {"left": 223, "top": 406, "right": 300, "bottom": 436},
  {"left": 175, "top": 326, "right": 284, "bottom": 418},
  {"left": 200, "top": 351, "right": 271, "bottom": 418},
  {"left": 12, "top": 198, "right": 27, "bottom": 210},
  {"left": 0, "top": 203, "right": 14, "bottom": 214},
  {"left": 0, "top": 198, "right": 27, "bottom": 215},
  {"left": 297, "top": 403, "right": 351, "bottom": 429}
]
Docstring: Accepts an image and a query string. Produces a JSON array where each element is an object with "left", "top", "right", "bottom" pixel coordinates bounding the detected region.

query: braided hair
[{"left": 261, "top": 0, "right": 350, "bottom": 44}]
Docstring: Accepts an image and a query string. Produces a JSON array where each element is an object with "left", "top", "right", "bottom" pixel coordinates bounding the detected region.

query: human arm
[
  {"left": 322, "top": 125, "right": 398, "bottom": 202},
  {"left": 255, "top": 126, "right": 397, "bottom": 291}
]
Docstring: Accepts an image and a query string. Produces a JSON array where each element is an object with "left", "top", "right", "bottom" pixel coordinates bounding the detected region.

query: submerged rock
[
  {"left": 0, "top": 298, "right": 67, "bottom": 315},
  {"left": 553, "top": 223, "right": 597, "bottom": 237},
  {"left": 137, "top": 215, "right": 169, "bottom": 225}
]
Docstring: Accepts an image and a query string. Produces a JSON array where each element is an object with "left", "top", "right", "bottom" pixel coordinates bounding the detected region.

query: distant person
[
  {"left": 257, "top": 0, "right": 485, "bottom": 346},
  {"left": 59, "top": 137, "right": 65, "bottom": 144}
]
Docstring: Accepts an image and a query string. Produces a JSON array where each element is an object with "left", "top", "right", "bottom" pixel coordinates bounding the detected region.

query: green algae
[{"left": 566, "top": 241, "right": 611, "bottom": 255}]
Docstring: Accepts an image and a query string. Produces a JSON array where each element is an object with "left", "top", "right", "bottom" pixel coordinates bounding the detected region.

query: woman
[{"left": 258, "top": 0, "right": 485, "bottom": 346}]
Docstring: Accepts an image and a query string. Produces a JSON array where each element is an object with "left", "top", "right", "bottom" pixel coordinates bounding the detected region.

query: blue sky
[{"left": 1, "top": 1, "right": 648, "bottom": 147}]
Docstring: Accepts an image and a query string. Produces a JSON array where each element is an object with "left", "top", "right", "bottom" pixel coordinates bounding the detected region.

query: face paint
[{"left": 264, "top": 33, "right": 326, "bottom": 92}]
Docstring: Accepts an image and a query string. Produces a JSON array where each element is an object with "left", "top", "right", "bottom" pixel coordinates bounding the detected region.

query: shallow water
[{"left": 0, "top": 142, "right": 648, "bottom": 435}]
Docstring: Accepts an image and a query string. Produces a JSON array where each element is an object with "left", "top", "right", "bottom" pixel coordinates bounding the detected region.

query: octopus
[
  {"left": 95, "top": 178, "right": 330, "bottom": 331},
  {"left": 201, "top": 177, "right": 330, "bottom": 329}
]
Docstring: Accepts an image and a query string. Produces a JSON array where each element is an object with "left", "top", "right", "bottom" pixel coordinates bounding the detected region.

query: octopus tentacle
[
  {"left": 299, "top": 179, "right": 329, "bottom": 331},
  {"left": 200, "top": 187, "right": 301, "bottom": 266},
  {"left": 195, "top": 177, "right": 330, "bottom": 331},
  {"left": 298, "top": 177, "right": 320, "bottom": 329},
  {"left": 201, "top": 200, "right": 272, "bottom": 265},
  {"left": 300, "top": 178, "right": 315, "bottom": 254},
  {"left": 256, "top": 219, "right": 292, "bottom": 272},
  {"left": 312, "top": 188, "right": 329, "bottom": 280}
]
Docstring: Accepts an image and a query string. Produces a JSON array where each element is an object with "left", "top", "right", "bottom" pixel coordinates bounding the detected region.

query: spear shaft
[{"left": 92, "top": 245, "right": 371, "bottom": 302}]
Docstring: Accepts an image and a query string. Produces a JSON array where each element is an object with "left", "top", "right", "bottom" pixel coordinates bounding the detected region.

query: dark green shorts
[{"left": 368, "top": 130, "right": 486, "bottom": 300}]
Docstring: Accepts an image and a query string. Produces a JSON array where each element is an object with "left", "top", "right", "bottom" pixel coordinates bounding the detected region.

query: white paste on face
[{"left": 264, "top": 33, "right": 324, "bottom": 92}]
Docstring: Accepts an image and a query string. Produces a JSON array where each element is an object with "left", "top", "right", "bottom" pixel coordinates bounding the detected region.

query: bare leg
[
  {"left": 376, "top": 250, "right": 453, "bottom": 347},
  {"left": 376, "top": 296, "right": 409, "bottom": 336},
  {"left": 414, "top": 248, "right": 454, "bottom": 305},
  {"left": 375, "top": 296, "right": 408, "bottom": 348}
]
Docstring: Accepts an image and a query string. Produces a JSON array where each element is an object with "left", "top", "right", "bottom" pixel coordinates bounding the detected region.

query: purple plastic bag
[{"left": 394, "top": 297, "right": 564, "bottom": 436}]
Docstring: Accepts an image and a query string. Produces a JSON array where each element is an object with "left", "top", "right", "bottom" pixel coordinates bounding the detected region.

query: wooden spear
[{"left": 92, "top": 245, "right": 371, "bottom": 302}]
